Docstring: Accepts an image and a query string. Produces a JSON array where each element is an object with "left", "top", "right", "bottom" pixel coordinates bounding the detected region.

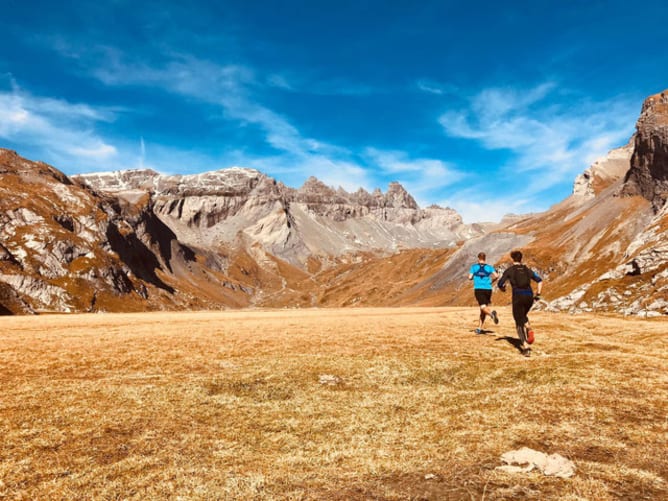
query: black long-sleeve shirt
[{"left": 498, "top": 264, "right": 542, "bottom": 296}]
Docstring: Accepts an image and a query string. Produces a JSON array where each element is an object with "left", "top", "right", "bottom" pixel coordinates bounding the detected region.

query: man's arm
[
  {"left": 532, "top": 271, "right": 543, "bottom": 296},
  {"left": 497, "top": 269, "right": 509, "bottom": 291}
]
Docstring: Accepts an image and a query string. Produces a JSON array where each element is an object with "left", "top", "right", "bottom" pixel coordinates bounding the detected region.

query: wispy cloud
[
  {"left": 438, "top": 189, "right": 532, "bottom": 224},
  {"left": 417, "top": 80, "right": 443, "bottom": 95},
  {"left": 69, "top": 50, "right": 385, "bottom": 189},
  {"left": 416, "top": 79, "right": 457, "bottom": 96},
  {"left": 139, "top": 136, "right": 146, "bottom": 169},
  {"left": 68, "top": 143, "right": 117, "bottom": 159},
  {"left": 266, "top": 71, "right": 378, "bottom": 96},
  {"left": 39, "top": 43, "right": 476, "bottom": 203},
  {"left": 439, "top": 83, "right": 637, "bottom": 193},
  {"left": 289, "top": 156, "right": 372, "bottom": 192},
  {"left": 0, "top": 78, "right": 120, "bottom": 167},
  {"left": 266, "top": 74, "right": 295, "bottom": 91},
  {"left": 89, "top": 51, "right": 335, "bottom": 162},
  {"left": 365, "top": 147, "right": 466, "bottom": 203}
]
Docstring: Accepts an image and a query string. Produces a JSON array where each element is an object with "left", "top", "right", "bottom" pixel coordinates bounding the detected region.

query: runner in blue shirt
[{"left": 468, "top": 252, "right": 499, "bottom": 334}]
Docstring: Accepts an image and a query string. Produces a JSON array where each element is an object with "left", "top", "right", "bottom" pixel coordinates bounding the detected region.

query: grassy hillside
[{"left": 0, "top": 309, "right": 666, "bottom": 500}]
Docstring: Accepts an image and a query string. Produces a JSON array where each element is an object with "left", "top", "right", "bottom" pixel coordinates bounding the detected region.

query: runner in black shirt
[{"left": 498, "top": 250, "right": 543, "bottom": 356}]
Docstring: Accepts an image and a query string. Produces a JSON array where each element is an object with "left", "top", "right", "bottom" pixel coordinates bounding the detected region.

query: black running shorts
[
  {"left": 512, "top": 293, "right": 534, "bottom": 326},
  {"left": 474, "top": 289, "right": 492, "bottom": 306}
]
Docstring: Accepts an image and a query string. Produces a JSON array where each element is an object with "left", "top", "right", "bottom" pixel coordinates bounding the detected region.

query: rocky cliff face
[
  {"left": 77, "top": 169, "right": 480, "bottom": 266},
  {"left": 573, "top": 142, "right": 634, "bottom": 198},
  {"left": 0, "top": 150, "right": 255, "bottom": 313},
  {"left": 622, "top": 89, "right": 668, "bottom": 210},
  {"left": 0, "top": 149, "right": 133, "bottom": 313}
]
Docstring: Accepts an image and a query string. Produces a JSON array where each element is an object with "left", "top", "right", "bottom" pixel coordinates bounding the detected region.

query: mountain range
[{"left": 1, "top": 89, "right": 667, "bottom": 316}]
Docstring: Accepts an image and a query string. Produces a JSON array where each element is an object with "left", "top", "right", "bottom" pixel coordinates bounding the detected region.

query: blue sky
[{"left": 1, "top": 1, "right": 667, "bottom": 222}]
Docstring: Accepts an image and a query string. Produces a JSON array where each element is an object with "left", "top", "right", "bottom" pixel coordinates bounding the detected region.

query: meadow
[{"left": 0, "top": 308, "right": 666, "bottom": 500}]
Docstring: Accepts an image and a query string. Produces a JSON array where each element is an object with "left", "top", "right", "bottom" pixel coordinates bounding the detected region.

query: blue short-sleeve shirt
[{"left": 470, "top": 263, "right": 495, "bottom": 290}]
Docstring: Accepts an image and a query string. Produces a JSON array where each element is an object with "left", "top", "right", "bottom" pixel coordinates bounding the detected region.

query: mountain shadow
[{"left": 106, "top": 222, "right": 175, "bottom": 293}]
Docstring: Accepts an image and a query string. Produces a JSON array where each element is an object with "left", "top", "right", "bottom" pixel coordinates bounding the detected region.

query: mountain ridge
[
  {"left": 1, "top": 88, "right": 668, "bottom": 316},
  {"left": 75, "top": 166, "right": 482, "bottom": 266}
]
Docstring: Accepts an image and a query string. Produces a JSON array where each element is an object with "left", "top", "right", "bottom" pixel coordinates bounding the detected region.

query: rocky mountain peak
[
  {"left": 385, "top": 181, "right": 418, "bottom": 209},
  {"left": 291, "top": 178, "right": 418, "bottom": 209},
  {"left": 639, "top": 89, "right": 668, "bottom": 126},
  {"left": 76, "top": 167, "right": 277, "bottom": 198},
  {"left": 622, "top": 89, "right": 668, "bottom": 210},
  {"left": 79, "top": 168, "right": 160, "bottom": 192},
  {"left": 0, "top": 148, "right": 72, "bottom": 185},
  {"left": 295, "top": 176, "right": 339, "bottom": 202},
  {"left": 573, "top": 142, "right": 633, "bottom": 198},
  {"left": 160, "top": 168, "right": 275, "bottom": 197}
]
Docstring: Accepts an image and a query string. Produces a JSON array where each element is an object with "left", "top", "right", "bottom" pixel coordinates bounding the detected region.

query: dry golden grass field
[{"left": 0, "top": 308, "right": 666, "bottom": 500}]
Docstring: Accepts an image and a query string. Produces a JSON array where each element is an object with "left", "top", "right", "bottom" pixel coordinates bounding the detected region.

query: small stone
[
  {"left": 318, "top": 374, "right": 342, "bottom": 386},
  {"left": 498, "top": 447, "right": 575, "bottom": 478}
]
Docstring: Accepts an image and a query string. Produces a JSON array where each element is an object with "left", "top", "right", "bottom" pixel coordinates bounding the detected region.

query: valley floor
[{"left": 0, "top": 308, "right": 666, "bottom": 500}]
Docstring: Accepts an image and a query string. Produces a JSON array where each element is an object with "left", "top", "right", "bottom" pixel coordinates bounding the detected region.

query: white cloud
[
  {"left": 364, "top": 147, "right": 467, "bottom": 205},
  {"left": 139, "top": 136, "right": 146, "bottom": 169},
  {"left": 0, "top": 86, "right": 119, "bottom": 164},
  {"left": 416, "top": 79, "right": 459, "bottom": 96},
  {"left": 439, "top": 83, "right": 637, "bottom": 194},
  {"left": 471, "top": 83, "right": 555, "bottom": 120},
  {"left": 296, "top": 156, "right": 372, "bottom": 192},
  {"left": 39, "top": 46, "right": 479, "bottom": 206},
  {"left": 266, "top": 74, "right": 294, "bottom": 91},
  {"left": 3, "top": 51, "right": 379, "bottom": 189},
  {"left": 366, "top": 147, "right": 462, "bottom": 179},
  {"left": 67, "top": 143, "right": 117, "bottom": 158},
  {"left": 265, "top": 71, "right": 378, "bottom": 96},
  {"left": 439, "top": 189, "right": 532, "bottom": 224},
  {"left": 417, "top": 80, "right": 443, "bottom": 95}
]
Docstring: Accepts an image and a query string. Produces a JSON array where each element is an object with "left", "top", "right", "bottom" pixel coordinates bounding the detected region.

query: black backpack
[
  {"left": 513, "top": 265, "right": 532, "bottom": 289},
  {"left": 474, "top": 264, "right": 491, "bottom": 278}
]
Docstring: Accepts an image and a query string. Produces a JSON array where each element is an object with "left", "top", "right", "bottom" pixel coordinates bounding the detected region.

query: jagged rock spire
[{"left": 622, "top": 89, "right": 668, "bottom": 210}]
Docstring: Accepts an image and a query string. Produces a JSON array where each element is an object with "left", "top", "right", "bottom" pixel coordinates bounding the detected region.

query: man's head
[
  {"left": 510, "top": 250, "right": 523, "bottom": 262},
  {"left": 477, "top": 252, "right": 486, "bottom": 262}
]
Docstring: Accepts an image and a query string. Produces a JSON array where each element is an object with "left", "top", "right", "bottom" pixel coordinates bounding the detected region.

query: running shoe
[
  {"left": 522, "top": 347, "right": 532, "bottom": 357},
  {"left": 491, "top": 310, "right": 499, "bottom": 324},
  {"left": 527, "top": 329, "right": 535, "bottom": 344},
  {"left": 475, "top": 328, "right": 483, "bottom": 335}
]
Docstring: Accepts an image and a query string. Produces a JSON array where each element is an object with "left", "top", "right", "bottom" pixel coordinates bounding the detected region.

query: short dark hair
[
  {"left": 510, "top": 250, "right": 523, "bottom": 262},
  {"left": 477, "top": 252, "right": 486, "bottom": 260}
]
